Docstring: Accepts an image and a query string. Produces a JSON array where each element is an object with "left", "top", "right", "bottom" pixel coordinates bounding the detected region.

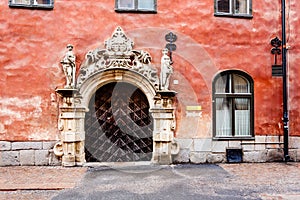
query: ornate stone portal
[{"left": 55, "top": 27, "right": 178, "bottom": 166}]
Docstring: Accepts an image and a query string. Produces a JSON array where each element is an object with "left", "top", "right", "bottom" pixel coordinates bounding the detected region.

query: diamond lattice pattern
[{"left": 85, "top": 82, "right": 153, "bottom": 162}]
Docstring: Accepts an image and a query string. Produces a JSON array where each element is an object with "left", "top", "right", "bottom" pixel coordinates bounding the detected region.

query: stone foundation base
[
  {"left": 0, "top": 141, "right": 60, "bottom": 166},
  {"left": 1, "top": 136, "right": 300, "bottom": 166},
  {"left": 173, "top": 136, "right": 300, "bottom": 163}
]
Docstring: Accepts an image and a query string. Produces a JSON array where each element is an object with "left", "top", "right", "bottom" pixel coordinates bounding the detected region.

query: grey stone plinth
[
  {"left": 49, "top": 152, "right": 61, "bottom": 166},
  {"left": 193, "top": 139, "right": 212, "bottom": 152},
  {"left": 0, "top": 151, "right": 20, "bottom": 166},
  {"left": 35, "top": 150, "right": 49, "bottom": 165},
  {"left": 20, "top": 150, "right": 35, "bottom": 166},
  {"left": 0, "top": 141, "right": 11, "bottom": 150},
  {"left": 207, "top": 153, "right": 225, "bottom": 163},
  {"left": 266, "top": 149, "right": 284, "bottom": 162},
  {"left": 190, "top": 152, "right": 207, "bottom": 164},
  {"left": 212, "top": 141, "right": 228, "bottom": 153},
  {"left": 290, "top": 137, "right": 300, "bottom": 149},
  {"left": 42, "top": 141, "right": 56, "bottom": 150},
  {"left": 12, "top": 142, "right": 42, "bottom": 150},
  {"left": 243, "top": 151, "right": 267, "bottom": 163},
  {"left": 172, "top": 149, "right": 190, "bottom": 163},
  {"left": 176, "top": 139, "right": 193, "bottom": 149}
]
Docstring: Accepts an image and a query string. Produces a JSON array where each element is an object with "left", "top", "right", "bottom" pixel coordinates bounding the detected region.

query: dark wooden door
[{"left": 85, "top": 82, "right": 153, "bottom": 162}]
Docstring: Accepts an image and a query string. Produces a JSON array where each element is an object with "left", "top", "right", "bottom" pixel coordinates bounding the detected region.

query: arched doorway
[{"left": 85, "top": 82, "right": 153, "bottom": 162}]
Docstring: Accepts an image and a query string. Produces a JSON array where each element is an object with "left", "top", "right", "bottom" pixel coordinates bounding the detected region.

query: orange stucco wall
[{"left": 1, "top": 0, "right": 300, "bottom": 141}]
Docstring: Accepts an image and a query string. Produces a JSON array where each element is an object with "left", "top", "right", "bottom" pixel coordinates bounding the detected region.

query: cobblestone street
[{"left": 0, "top": 163, "right": 299, "bottom": 200}]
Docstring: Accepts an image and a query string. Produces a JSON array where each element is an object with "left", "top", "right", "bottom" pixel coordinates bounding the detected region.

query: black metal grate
[
  {"left": 226, "top": 148, "right": 243, "bottom": 163},
  {"left": 85, "top": 82, "right": 153, "bottom": 162}
]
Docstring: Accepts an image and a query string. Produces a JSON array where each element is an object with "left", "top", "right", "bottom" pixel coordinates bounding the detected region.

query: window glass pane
[
  {"left": 235, "top": 98, "right": 250, "bottom": 136},
  {"left": 215, "top": 74, "right": 230, "bottom": 93},
  {"left": 216, "top": 0, "right": 231, "bottom": 13},
  {"left": 13, "top": 0, "right": 30, "bottom": 4},
  {"left": 118, "top": 0, "right": 135, "bottom": 9},
  {"left": 234, "top": 0, "right": 248, "bottom": 14},
  {"left": 35, "top": 0, "right": 51, "bottom": 5},
  {"left": 138, "top": 0, "right": 155, "bottom": 10},
  {"left": 233, "top": 74, "right": 249, "bottom": 93},
  {"left": 216, "top": 98, "right": 232, "bottom": 136}
]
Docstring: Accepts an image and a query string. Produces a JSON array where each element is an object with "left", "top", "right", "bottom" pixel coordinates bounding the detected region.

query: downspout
[{"left": 281, "top": 0, "right": 290, "bottom": 161}]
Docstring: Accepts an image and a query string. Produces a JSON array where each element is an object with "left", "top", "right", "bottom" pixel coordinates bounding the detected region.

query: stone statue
[
  {"left": 160, "top": 48, "right": 173, "bottom": 90},
  {"left": 61, "top": 44, "right": 76, "bottom": 88}
]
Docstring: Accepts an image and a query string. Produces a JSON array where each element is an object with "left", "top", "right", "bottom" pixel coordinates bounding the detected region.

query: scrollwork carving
[{"left": 76, "top": 27, "right": 159, "bottom": 89}]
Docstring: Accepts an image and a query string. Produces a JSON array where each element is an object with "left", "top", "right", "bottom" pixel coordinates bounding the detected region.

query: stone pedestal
[
  {"left": 151, "top": 91, "right": 177, "bottom": 164},
  {"left": 55, "top": 89, "right": 87, "bottom": 166}
]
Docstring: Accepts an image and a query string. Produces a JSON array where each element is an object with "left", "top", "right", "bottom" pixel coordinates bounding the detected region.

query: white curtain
[
  {"left": 216, "top": 98, "right": 232, "bottom": 137},
  {"left": 235, "top": 98, "right": 250, "bottom": 136}
]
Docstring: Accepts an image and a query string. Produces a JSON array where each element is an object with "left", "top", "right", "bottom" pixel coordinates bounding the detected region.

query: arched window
[{"left": 213, "top": 70, "right": 254, "bottom": 138}]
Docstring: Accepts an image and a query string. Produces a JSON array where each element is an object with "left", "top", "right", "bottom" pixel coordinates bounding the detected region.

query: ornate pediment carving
[{"left": 77, "top": 27, "right": 159, "bottom": 89}]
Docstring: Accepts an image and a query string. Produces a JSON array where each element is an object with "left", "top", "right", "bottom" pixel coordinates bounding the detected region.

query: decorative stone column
[
  {"left": 151, "top": 91, "right": 177, "bottom": 164},
  {"left": 55, "top": 89, "right": 87, "bottom": 166}
]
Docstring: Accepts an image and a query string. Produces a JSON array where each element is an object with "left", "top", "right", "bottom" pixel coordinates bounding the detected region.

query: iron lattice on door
[{"left": 85, "top": 82, "right": 153, "bottom": 162}]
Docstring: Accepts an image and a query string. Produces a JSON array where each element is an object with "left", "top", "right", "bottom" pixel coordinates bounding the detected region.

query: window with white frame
[
  {"left": 213, "top": 71, "right": 254, "bottom": 138},
  {"left": 115, "top": 0, "right": 157, "bottom": 13},
  {"left": 215, "top": 0, "right": 252, "bottom": 18},
  {"left": 9, "top": 0, "right": 54, "bottom": 9}
]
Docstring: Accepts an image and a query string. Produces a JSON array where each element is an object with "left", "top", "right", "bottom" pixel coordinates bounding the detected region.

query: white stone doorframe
[
  {"left": 54, "top": 27, "right": 179, "bottom": 166},
  {"left": 55, "top": 69, "right": 178, "bottom": 166}
]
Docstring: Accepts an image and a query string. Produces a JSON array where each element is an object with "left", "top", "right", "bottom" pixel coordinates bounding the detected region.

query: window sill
[
  {"left": 115, "top": 9, "right": 157, "bottom": 14},
  {"left": 9, "top": 4, "right": 54, "bottom": 10},
  {"left": 214, "top": 13, "right": 253, "bottom": 19},
  {"left": 213, "top": 136, "right": 255, "bottom": 141}
]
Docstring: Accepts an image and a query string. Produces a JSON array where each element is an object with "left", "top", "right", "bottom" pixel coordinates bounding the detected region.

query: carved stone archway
[{"left": 55, "top": 27, "right": 178, "bottom": 166}]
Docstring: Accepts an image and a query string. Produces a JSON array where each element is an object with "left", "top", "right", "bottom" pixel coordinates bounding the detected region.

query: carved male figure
[
  {"left": 160, "top": 48, "right": 173, "bottom": 90},
  {"left": 61, "top": 44, "right": 76, "bottom": 88}
]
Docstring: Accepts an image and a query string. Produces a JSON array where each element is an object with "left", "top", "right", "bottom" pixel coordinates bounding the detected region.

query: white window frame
[
  {"left": 213, "top": 70, "right": 254, "bottom": 139},
  {"left": 9, "top": 0, "right": 54, "bottom": 9},
  {"left": 115, "top": 0, "right": 157, "bottom": 13},
  {"left": 215, "top": 0, "right": 252, "bottom": 18}
]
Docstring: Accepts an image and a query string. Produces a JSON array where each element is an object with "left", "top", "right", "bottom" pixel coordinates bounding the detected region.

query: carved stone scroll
[{"left": 77, "top": 27, "right": 159, "bottom": 90}]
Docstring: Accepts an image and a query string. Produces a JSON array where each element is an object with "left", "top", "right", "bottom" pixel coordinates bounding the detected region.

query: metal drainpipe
[{"left": 281, "top": 0, "right": 290, "bottom": 162}]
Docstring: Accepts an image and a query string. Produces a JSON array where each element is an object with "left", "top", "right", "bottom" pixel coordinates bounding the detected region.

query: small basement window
[
  {"left": 9, "top": 0, "right": 54, "bottom": 9},
  {"left": 115, "top": 0, "right": 157, "bottom": 13}
]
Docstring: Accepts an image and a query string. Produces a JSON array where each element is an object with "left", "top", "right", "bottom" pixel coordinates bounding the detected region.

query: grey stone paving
[{"left": 52, "top": 163, "right": 300, "bottom": 200}]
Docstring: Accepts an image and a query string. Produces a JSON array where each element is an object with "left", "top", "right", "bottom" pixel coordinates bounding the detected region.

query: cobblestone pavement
[{"left": 0, "top": 163, "right": 299, "bottom": 200}]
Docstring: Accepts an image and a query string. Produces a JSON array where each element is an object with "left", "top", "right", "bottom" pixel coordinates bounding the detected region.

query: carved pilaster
[
  {"left": 151, "top": 91, "right": 177, "bottom": 164},
  {"left": 55, "top": 89, "right": 87, "bottom": 166}
]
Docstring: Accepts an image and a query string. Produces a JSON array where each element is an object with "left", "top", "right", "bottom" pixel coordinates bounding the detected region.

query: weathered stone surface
[
  {"left": 0, "top": 151, "right": 20, "bottom": 166},
  {"left": 42, "top": 141, "right": 57, "bottom": 150},
  {"left": 207, "top": 153, "right": 225, "bottom": 163},
  {"left": 189, "top": 152, "right": 207, "bottom": 164},
  {"left": 49, "top": 152, "right": 61, "bottom": 166},
  {"left": 211, "top": 141, "right": 228, "bottom": 153},
  {"left": 243, "top": 151, "right": 267, "bottom": 163},
  {"left": 0, "top": 141, "right": 11, "bottom": 151},
  {"left": 175, "top": 139, "right": 193, "bottom": 150},
  {"left": 289, "top": 136, "right": 300, "bottom": 149},
  {"left": 12, "top": 142, "right": 42, "bottom": 150},
  {"left": 193, "top": 138, "right": 212, "bottom": 152},
  {"left": 20, "top": 150, "right": 35, "bottom": 166},
  {"left": 35, "top": 150, "right": 49, "bottom": 166},
  {"left": 266, "top": 149, "right": 284, "bottom": 162},
  {"left": 172, "top": 149, "right": 190, "bottom": 163},
  {"left": 243, "top": 144, "right": 255, "bottom": 151}
]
